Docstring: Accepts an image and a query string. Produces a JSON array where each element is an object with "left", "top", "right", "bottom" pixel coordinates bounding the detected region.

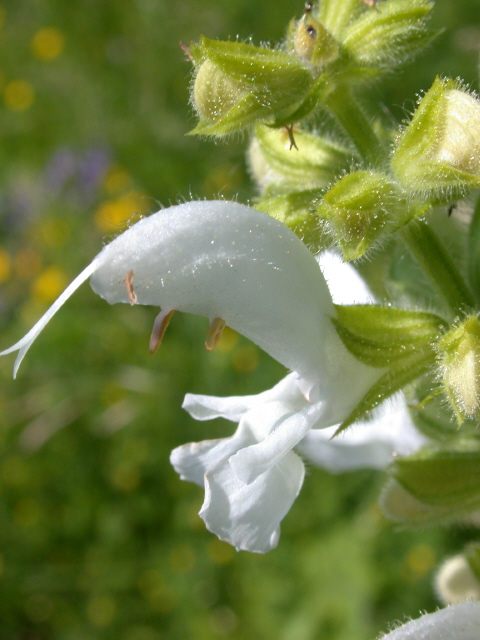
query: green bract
[
  {"left": 331, "top": 305, "right": 443, "bottom": 432},
  {"left": 340, "top": 0, "right": 436, "bottom": 73}
]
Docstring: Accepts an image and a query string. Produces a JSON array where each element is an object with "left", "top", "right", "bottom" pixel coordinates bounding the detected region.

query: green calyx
[
  {"left": 332, "top": 305, "right": 444, "bottom": 432},
  {"left": 317, "top": 171, "right": 412, "bottom": 260},
  {"left": 189, "top": 37, "right": 314, "bottom": 136},
  {"left": 392, "top": 77, "right": 480, "bottom": 202},
  {"left": 249, "top": 125, "right": 355, "bottom": 196},
  {"left": 393, "top": 441, "right": 480, "bottom": 512},
  {"left": 438, "top": 316, "right": 480, "bottom": 424}
]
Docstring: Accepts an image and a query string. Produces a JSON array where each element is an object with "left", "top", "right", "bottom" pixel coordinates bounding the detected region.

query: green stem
[
  {"left": 402, "top": 220, "right": 475, "bottom": 313},
  {"left": 325, "top": 86, "right": 382, "bottom": 166}
]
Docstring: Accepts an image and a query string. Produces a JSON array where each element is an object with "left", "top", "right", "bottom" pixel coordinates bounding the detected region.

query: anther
[
  {"left": 124, "top": 270, "right": 137, "bottom": 305},
  {"left": 149, "top": 309, "right": 175, "bottom": 354},
  {"left": 205, "top": 317, "right": 226, "bottom": 351}
]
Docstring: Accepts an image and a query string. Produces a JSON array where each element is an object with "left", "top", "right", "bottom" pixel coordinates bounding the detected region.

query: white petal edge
[
  {"left": 0, "top": 259, "right": 101, "bottom": 378},
  {"left": 297, "top": 394, "right": 428, "bottom": 473},
  {"left": 379, "top": 602, "right": 480, "bottom": 639},
  {"left": 317, "top": 251, "right": 374, "bottom": 305},
  {"left": 200, "top": 450, "right": 305, "bottom": 553},
  {"left": 170, "top": 424, "right": 253, "bottom": 487}
]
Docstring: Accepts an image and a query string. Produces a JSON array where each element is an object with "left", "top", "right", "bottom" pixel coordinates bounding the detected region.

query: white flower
[
  {"left": 1, "top": 200, "right": 391, "bottom": 552},
  {"left": 171, "top": 253, "right": 425, "bottom": 552},
  {"left": 378, "top": 602, "right": 480, "bottom": 639}
]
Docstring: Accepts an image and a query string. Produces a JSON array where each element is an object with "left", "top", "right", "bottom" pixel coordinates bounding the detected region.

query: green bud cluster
[
  {"left": 188, "top": 0, "right": 480, "bottom": 536},
  {"left": 188, "top": 0, "right": 436, "bottom": 137}
]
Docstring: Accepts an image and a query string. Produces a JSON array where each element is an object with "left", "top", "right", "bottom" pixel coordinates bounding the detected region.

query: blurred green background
[{"left": 0, "top": 1, "right": 479, "bottom": 638}]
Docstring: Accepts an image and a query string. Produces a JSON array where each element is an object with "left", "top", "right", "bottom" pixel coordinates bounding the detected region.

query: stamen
[
  {"left": 149, "top": 309, "right": 175, "bottom": 354},
  {"left": 180, "top": 41, "right": 193, "bottom": 61},
  {"left": 285, "top": 124, "right": 298, "bottom": 151},
  {"left": 124, "top": 270, "right": 137, "bottom": 305},
  {"left": 205, "top": 317, "right": 226, "bottom": 351}
]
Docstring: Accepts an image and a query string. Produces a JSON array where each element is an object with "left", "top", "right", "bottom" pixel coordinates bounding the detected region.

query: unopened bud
[
  {"left": 193, "top": 59, "right": 246, "bottom": 124},
  {"left": 392, "top": 78, "right": 480, "bottom": 202},
  {"left": 189, "top": 37, "right": 314, "bottom": 137},
  {"left": 292, "top": 13, "right": 339, "bottom": 68},
  {"left": 248, "top": 125, "right": 353, "bottom": 195},
  {"left": 317, "top": 171, "right": 408, "bottom": 260},
  {"left": 435, "top": 554, "right": 480, "bottom": 605},
  {"left": 438, "top": 316, "right": 480, "bottom": 423}
]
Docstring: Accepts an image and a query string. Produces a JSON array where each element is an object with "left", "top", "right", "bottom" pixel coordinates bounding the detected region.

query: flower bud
[
  {"left": 292, "top": 13, "right": 339, "bottom": 68},
  {"left": 189, "top": 37, "right": 314, "bottom": 136},
  {"left": 248, "top": 124, "right": 353, "bottom": 195},
  {"left": 438, "top": 316, "right": 480, "bottom": 423},
  {"left": 317, "top": 171, "right": 408, "bottom": 260},
  {"left": 392, "top": 78, "right": 480, "bottom": 202},
  {"left": 193, "top": 59, "right": 246, "bottom": 124},
  {"left": 435, "top": 553, "right": 480, "bottom": 606},
  {"left": 340, "top": 0, "right": 435, "bottom": 74}
]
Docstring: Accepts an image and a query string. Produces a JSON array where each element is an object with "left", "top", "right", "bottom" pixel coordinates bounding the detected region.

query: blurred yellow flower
[
  {"left": 4, "top": 79, "right": 35, "bottom": 111},
  {"left": 231, "top": 344, "right": 259, "bottom": 373},
  {"left": 0, "top": 248, "right": 11, "bottom": 283},
  {"left": 14, "top": 248, "right": 42, "bottom": 279},
  {"left": 31, "top": 27, "right": 65, "bottom": 61},
  {"left": 103, "top": 164, "right": 132, "bottom": 195},
  {"left": 94, "top": 191, "right": 148, "bottom": 232},
  {"left": 32, "top": 266, "right": 67, "bottom": 302},
  {"left": 86, "top": 594, "right": 116, "bottom": 628},
  {"left": 38, "top": 218, "right": 70, "bottom": 249}
]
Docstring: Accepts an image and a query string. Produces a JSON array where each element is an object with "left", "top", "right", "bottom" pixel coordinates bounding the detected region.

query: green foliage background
[{"left": 0, "top": 0, "right": 478, "bottom": 638}]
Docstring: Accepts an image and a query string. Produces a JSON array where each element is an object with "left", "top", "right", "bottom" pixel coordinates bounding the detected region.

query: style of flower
[{"left": 171, "top": 252, "right": 426, "bottom": 552}]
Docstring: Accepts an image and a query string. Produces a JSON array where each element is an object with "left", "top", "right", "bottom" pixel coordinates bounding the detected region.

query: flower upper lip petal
[{"left": 1, "top": 200, "right": 335, "bottom": 387}]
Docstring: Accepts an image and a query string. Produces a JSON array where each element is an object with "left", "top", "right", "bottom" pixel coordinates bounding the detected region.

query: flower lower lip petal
[{"left": 200, "top": 449, "right": 305, "bottom": 553}]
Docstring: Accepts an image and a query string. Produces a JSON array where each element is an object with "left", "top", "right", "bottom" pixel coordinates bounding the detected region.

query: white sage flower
[
  {"left": 1, "top": 200, "right": 385, "bottom": 552},
  {"left": 378, "top": 602, "right": 480, "bottom": 639},
  {"left": 171, "top": 253, "right": 425, "bottom": 552}
]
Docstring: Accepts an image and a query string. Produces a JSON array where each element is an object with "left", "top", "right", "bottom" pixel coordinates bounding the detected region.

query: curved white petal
[
  {"left": 182, "top": 372, "right": 303, "bottom": 423},
  {"left": 0, "top": 260, "right": 101, "bottom": 378},
  {"left": 317, "top": 251, "right": 374, "bottom": 305},
  {"left": 170, "top": 423, "right": 254, "bottom": 487},
  {"left": 297, "top": 394, "right": 427, "bottom": 473},
  {"left": 229, "top": 400, "right": 325, "bottom": 484},
  {"left": 200, "top": 450, "right": 305, "bottom": 553},
  {"left": 379, "top": 602, "right": 480, "bottom": 639},
  {"left": 90, "top": 200, "right": 334, "bottom": 388},
  {"left": 1, "top": 201, "right": 335, "bottom": 386}
]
